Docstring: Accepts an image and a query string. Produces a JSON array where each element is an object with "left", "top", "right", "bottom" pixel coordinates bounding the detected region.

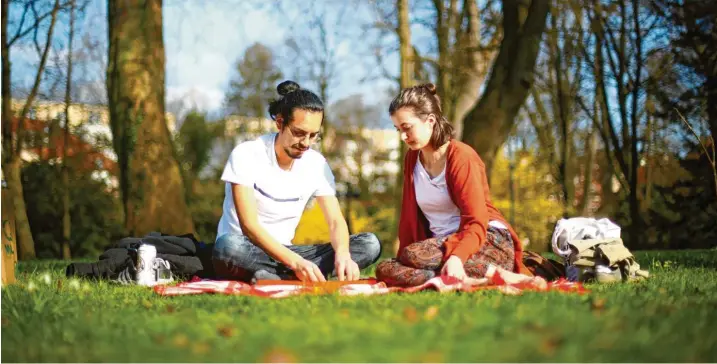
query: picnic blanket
[{"left": 154, "top": 265, "right": 587, "bottom": 298}]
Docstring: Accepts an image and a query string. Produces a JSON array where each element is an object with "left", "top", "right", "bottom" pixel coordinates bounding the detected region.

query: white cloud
[
  {"left": 163, "top": 3, "right": 285, "bottom": 113},
  {"left": 166, "top": 85, "right": 225, "bottom": 118}
]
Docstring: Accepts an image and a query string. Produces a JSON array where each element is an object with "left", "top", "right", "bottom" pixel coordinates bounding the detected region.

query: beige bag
[{"left": 568, "top": 238, "right": 649, "bottom": 282}]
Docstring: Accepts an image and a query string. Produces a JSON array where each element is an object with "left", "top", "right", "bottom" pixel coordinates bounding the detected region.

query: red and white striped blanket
[{"left": 154, "top": 266, "right": 587, "bottom": 298}]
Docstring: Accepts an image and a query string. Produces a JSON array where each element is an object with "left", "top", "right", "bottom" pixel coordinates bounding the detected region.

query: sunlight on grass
[{"left": 2, "top": 250, "right": 717, "bottom": 362}]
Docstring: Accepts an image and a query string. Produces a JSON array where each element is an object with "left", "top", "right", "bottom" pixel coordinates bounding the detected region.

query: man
[{"left": 213, "top": 81, "right": 381, "bottom": 283}]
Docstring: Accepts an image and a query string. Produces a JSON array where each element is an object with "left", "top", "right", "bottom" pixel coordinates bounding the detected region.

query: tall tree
[
  {"left": 281, "top": 1, "right": 355, "bottom": 154},
  {"left": 175, "top": 110, "right": 216, "bottom": 189},
  {"left": 650, "top": 0, "right": 717, "bottom": 199},
  {"left": 431, "top": 0, "right": 498, "bottom": 138},
  {"left": 580, "top": 0, "right": 656, "bottom": 244},
  {"left": 527, "top": 1, "right": 589, "bottom": 217},
  {"left": 390, "top": 0, "right": 415, "bottom": 253},
  {"left": 2, "top": 0, "right": 63, "bottom": 260},
  {"left": 656, "top": 0, "right": 717, "bottom": 141},
  {"left": 225, "top": 42, "right": 283, "bottom": 118},
  {"left": 60, "top": 0, "right": 77, "bottom": 259},
  {"left": 107, "top": 0, "right": 194, "bottom": 236},
  {"left": 460, "top": 0, "right": 551, "bottom": 175}
]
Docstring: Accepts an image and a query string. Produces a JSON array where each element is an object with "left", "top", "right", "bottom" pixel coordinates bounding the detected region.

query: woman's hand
[{"left": 441, "top": 255, "right": 467, "bottom": 281}]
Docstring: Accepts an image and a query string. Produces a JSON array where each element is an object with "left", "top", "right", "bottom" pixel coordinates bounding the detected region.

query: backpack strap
[{"left": 522, "top": 251, "right": 566, "bottom": 281}]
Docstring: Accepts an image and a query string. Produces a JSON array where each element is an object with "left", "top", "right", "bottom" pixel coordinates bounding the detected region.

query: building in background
[
  {"left": 10, "top": 99, "right": 178, "bottom": 189},
  {"left": 217, "top": 115, "right": 401, "bottom": 194}
]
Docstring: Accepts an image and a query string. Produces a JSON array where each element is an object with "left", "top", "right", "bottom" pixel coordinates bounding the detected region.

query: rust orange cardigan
[{"left": 397, "top": 140, "right": 529, "bottom": 275}]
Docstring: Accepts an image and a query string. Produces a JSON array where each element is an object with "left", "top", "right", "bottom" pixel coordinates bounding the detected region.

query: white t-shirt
[
  {"left": 216, "top": 133, "right": 336, "bottom": 245},
  {"left": 414, "top": 159, "right": 507, "bottom": 238}
]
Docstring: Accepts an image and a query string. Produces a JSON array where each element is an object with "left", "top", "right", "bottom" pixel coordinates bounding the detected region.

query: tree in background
[
  {"left": 2, "top": 0, "right": 64, "bottom": 260},
  {"left": 527, "top": 1, "right": 592, "bottom": 218},
  {"left": 175, "top": 110, "right": 224, "bottom": 243},
  {"left": 22, "top": 160, "right": 124, "bottom": 259},
  {"left": 460, "top": 0, "right": 551, "bottom": 175},
  {"left": 225, "top": 42, "right": 283, "bottom": 118},
  {"left": 107, "top": 0, "right": 194, "bottom": 236},
  {"left": 428, "top": 0, "right": 500, "bottom": 138},
  {"left": 175, "top": 111, "right": 217, "bottom": 187}
]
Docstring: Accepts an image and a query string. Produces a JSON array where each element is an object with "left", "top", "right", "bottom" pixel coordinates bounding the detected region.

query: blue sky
[{"left": 8, "top": 0, "right": 400, "bottom": 122}]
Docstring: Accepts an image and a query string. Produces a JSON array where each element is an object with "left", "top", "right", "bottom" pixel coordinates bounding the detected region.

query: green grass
[{"left": 2, "top": 250, "right": 717, "bottom": 362}]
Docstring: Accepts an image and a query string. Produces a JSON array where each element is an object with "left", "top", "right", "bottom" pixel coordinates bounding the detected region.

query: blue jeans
[{"left": 212, "top": 232, "right": 382, "bottom": 281}]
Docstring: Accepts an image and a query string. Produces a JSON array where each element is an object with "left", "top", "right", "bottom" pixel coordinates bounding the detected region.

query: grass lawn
[{"left": 2, "top": 250, "right": 717, "bottom": 362}]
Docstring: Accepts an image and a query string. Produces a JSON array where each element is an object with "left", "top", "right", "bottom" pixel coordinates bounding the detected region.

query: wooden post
[{"left": 2, "top": 185, "right": 18, "bottom": 285}]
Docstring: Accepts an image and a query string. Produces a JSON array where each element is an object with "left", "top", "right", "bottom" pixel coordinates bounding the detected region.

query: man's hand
[
  {"left": 334, "top": 252, "right": 360, "bottom": 281},
  {"left": 441, "top": 255, "right": 467, "bottom": 281},
  {"left": 291, "top": 258, "right": 326, "bottom": 283}
]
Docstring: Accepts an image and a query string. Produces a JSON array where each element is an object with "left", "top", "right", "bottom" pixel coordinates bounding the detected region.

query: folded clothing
[{"left": 66, "top": 232, "right": 215, "bottom": 280}]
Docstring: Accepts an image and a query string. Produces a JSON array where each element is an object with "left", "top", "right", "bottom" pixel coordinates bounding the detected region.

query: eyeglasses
[{"left": 287, "top": 125, "right": 322, "bottom": 144}]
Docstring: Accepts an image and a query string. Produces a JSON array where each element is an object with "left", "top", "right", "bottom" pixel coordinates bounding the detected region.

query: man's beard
[{"left": 284, "top": 143, "right": 309, "bottom": 159}]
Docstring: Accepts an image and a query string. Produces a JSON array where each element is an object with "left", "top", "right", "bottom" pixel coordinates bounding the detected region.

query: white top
[
  {"left": 414, "top": 159, "right": 508, "bottom": 238},
  {"left": 217, "top": 133, "right": 336, "bottom": 245}
]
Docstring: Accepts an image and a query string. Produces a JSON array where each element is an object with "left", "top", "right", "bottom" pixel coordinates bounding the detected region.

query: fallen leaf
[
  {"left": 262, "top": 347, "right": 297, "bottom": 363},
  {"left": 539, "top": 336, "right": 564, "bottom": 356},
  {"left": 403, "top": 307, "right": 418, "bottom": 323},
  {"left": 192, "top": 342, "right": 210, "bottom": 355},
  {"left": 165, "top": 305, "right": 176, "bottom": 313},
  {"left": 172, "top": 334, "right": 189, "bottom": 348},
  {"left": 153, "top": 335, "right": 165, "bottom": 344},
  {"left": 424, "top": 306, "right": 439, "bottom": 320},
  {"left": 218, "top": 325, "right": 236, "bottom": 338},
  {"left": 524, "top": 322, "right": 546, "bottom": 332},
  {"left": 591, "top": 297, "right": 606, "bottom": 311},
  {"left": 340, "top": 309, "right": 350, "bottom": 318},
  {"left": 419, "top": 350, "right": 444, "bottom": 363},
  {"left": 56, "top": 280, "right": 63, "bottom": 290}
]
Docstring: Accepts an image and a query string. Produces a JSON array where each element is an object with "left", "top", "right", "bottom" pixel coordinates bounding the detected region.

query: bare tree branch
[
  {"left": 16, "top": 0, "right": 61, "bottom": 156},
  {"left": 676, "top": 108, "right": 717, "bottom": 200}
]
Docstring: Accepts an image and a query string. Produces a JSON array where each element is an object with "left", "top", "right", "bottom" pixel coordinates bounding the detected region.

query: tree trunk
[
  {"left": 107, "top": 0, "right": 195, "bottom": 236},
  {"left": 60, "top": 0, "right": 76, "bottom": 260},
  {"left": 591, "top": 2, "right": 629, "bottom": 193},
  {"left": 2, "top": 0, "right": 61, "bottom": 260},
  {"left": 629, "top": 0, "right": 643, "bottom": 245},
  {"left": 704, "top": 72, "right": 717, "bottom": 201},
  {"left": 391, "top": 0, "right": 414, "bottom": 254},
  {"left": 549, "top": 8, "right": 573, "bottom": 217},
  {"left": 450, "top": 0, "right": 488, "bottom": 139},
  {"left": 643, "top": 110, "right": 653, "bottom": 212},
  {"left": 708, "top": 75, "right": 717, "bottom": 145},
  {"left": 460, "top": 0, "right": 550, "bottom": 175},
  {"left": 2, "top": 159, "right": 35, "bottom": 260},
  {"left": 579, "top": 129, "right": 597, "bottom": 216}
]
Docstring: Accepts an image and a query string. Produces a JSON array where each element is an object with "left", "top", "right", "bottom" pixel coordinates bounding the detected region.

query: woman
[{"left": 376, "top": 83, "right": 529, "bottom": 287}]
